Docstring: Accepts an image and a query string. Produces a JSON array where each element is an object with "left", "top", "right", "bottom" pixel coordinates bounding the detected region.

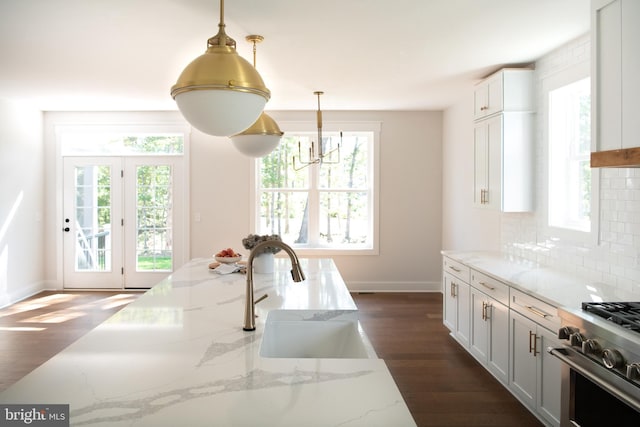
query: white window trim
[
  {"left": 249, "top": 121, "right": 380, "bottom": 255},
  {"left": 543, "top": 61, "right": 600, "bottom": 246}
]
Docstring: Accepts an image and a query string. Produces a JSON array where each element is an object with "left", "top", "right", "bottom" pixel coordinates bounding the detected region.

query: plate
[{"left": 215, "top": 255, "right": 242, "bottom": 264}]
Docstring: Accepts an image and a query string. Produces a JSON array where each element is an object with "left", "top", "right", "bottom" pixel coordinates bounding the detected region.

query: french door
[{"left": 63, "top": 156, "right": 185, "bottom": 289}]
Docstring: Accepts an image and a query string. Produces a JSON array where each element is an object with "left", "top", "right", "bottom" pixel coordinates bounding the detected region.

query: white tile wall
[{"left": 501, "top": 34, "right": 640, "bottom": 295}]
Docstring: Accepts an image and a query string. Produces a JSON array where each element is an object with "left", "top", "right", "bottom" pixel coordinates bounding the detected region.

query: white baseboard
[
  {"left": 0, "top": 280, "right": 47, "bottom": 309},
  {"left": 346, "top": 280, "right": 441, "bottom": 293}
]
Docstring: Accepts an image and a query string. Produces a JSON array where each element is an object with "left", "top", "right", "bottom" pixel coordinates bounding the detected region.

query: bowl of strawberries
[{"left": 214, "top": 247, "right": 242, "bottom": 263}]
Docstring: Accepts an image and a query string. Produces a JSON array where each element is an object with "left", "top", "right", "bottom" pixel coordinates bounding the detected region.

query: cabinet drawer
[
  {"left": 470, "top": 270, "right": 509, "bottom": 306},
  {"left": 442, "top": 257, "right": 469, "bottom": 283},
  {"left": 510, "top": 288, "right": 560, "bottom": 332}
]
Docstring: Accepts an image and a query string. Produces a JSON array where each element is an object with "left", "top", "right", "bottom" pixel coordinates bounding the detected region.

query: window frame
[
  {"left": 544, "top": 61, "right": 600, "bottom": 244},
  {"left": 250, "top": 121, "right": 380, "bottom": 255}
]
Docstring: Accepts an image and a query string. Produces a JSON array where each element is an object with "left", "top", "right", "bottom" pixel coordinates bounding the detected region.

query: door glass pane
[
  {"left": 136, "top": 165, "right": 173, "bottom": 272},
  {"left": 74, "top": 165, "right": 112, "bottom": 271}
]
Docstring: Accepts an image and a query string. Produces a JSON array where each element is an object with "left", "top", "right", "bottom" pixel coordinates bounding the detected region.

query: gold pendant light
[
  {"left": 230, "top": 35, "right": 283, "bottom": 157},
  {"left": 171, "top": 0, "right": 270, "bottom": 137}
]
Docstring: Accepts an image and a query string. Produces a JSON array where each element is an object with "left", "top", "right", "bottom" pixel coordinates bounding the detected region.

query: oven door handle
[{"left": 548, "top": 346, "right": 640, "bottom": 412}]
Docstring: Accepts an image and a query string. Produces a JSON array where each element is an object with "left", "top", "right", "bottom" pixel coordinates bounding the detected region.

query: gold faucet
[{"left": 243, "top": 240, "right": 305, "bottom": 331}]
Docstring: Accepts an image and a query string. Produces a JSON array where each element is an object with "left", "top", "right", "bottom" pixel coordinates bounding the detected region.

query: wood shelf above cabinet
[{"left": 591, "top": 147, "right": 640, "bottom": 168}]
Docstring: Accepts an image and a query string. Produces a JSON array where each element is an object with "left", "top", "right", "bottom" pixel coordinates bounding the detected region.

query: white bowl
[{"left": 215, "top": 255, "right": 242, "bottom": 264}]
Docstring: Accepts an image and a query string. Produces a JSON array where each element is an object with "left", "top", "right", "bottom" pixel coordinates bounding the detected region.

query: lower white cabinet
[
  {"left": 443, "top": 271, "right": 470, "bottom": 347},
  {"left": 509, "top": 309, "right": 562, "bottom": 427},
  {"left": 469, "top": 287, "right": 509, "bottom": 385},
  {"left": 442, "top": 256, "right": 562, "bottom": 427}
]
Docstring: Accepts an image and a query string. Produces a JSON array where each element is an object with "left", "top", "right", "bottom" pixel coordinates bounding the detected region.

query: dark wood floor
[
  {"left": 352, "top": 292, "right": 543, "bottom": 427},
  {"left": 0, "top": 291, "right": 542, "bottom": 426}
]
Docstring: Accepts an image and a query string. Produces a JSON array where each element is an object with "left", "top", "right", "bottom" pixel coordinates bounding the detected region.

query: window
[
  {"left": 548, "top": 76, "right": 591, "bottom": 232},
  {"left": 254, "top": 122, "right": 379, "bottom": 254}
]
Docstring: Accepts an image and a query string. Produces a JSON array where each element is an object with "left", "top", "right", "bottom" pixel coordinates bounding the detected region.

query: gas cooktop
[{"left": 582, "top": 302, "right": 640, "bottom": 333}]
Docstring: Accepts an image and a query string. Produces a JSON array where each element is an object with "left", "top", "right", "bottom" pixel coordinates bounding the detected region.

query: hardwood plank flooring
[
  {"left": 0, "top": 290, "right": 141, "bottom": 392},
  {"left": 1, "top": 290, "right": 542, "bottom": 426},
  {"left": 352, "top": 292, "right": 543, "bottom": 427}
]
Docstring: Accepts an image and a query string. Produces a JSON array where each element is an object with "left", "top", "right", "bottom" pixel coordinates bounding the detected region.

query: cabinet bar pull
[
  {"left": 479, "top": 281, "right": 495, "bottom": 291},
  {"left": 449, "top": 265, "right": 462, "bottom": 272},
  {"left": 451, "top": 282, "right": 457, "bottom": 298},
  {"left": 525, "top": 305, "right": 549, "bottom": 319},
  {"left": 529, "top": 330, "right": 535, "bottom": 354},
  {"left": 482, "top": 301, "right": 490, "bottom": 321}
]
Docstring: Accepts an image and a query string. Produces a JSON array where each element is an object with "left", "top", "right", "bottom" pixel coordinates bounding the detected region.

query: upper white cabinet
[
  {"left": 591, "top": 0, "right": 640, "bottom": 166},
  {"left": 474, "top": 69, "right": 534, "bottom": 120},
  {"left": 473, "top": 67, "right": 534, "bottom": 211}
]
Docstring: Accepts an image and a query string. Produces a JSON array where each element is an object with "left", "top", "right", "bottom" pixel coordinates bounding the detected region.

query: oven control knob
[
  {"left": 569, "top": 332, "right": 585, "bottom": 347},
  {"left": 581, "top": 339, "right": 602, "bottom": 356},
  {"left": 602, "top": 349, "right": 625, "bottom": 369},
  {"left": 558, "top": 326, "right": 578, "bottom": 340},
  {"left": 627, "top": 363, "right": 640, "bottom": 381}
]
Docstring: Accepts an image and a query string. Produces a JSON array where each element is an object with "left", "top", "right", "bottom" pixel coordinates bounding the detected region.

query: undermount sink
[{"left": 259, "top": 310, "right": 377, "bottom": 359}]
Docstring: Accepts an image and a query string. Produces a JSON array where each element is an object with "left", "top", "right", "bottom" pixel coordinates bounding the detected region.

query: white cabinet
[
  {"left": 474, "top": 69, "right": 534, "bottom": 120},
  {"left": 509, "top": 290, "right": 562, "bottom": 427},
  {"left": 442, "top": 257, "right": 470, "bottom": 348},
  {"left": 469, "top": 270, "right": 510, "bottom": 385},
  {"left": 473, "top": 113, "right": 533, "bottom": 211},
  {"left": 592, "top": 0, "right": 640, "bottom": 155}
]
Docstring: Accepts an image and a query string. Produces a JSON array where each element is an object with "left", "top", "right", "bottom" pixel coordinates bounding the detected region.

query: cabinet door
[
  {"left": 486, "top": 115, "right": 503, "bottom": 210},
  {"left": 455, "top": 280, "right": 471, "bottom": 348},
  {"left": 487, "top": 300, "right": 510, "bottom": 385},
  {"left": 593, "top": 0, "right": 622, "bottom": 151},
  {"left": 443, "top": 272, "right": 457, "bottom": 333},
  {"left": 469, "top": 288, "right": 489, "bottom": 362},
  {"left": 473, "top": 123, "right": 489, "bottom": 206},
  {"left": 474, "top": 73, "right": 503, "bottom": 119},
  {"left": 537, "top": 328, "right": 562, "bottom": 427},
  {"left": 622, "top": 0, "right": 640, "bottom": 149},
  {"left": 509, "top": 310, "right": 537, "bottom": 410}
]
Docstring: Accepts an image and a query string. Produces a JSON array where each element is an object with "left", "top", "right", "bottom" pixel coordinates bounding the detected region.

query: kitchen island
[{"left": 0, "top": 258, "right": 416, "bottom": 426}]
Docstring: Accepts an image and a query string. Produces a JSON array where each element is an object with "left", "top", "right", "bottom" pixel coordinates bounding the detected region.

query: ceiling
[{"left": 0, "top": 0, "right": 590, "bottom": 112}]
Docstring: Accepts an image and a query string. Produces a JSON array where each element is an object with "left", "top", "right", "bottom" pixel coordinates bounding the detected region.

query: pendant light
[
  {"left": 230, "top": 35, "right": 283, "bottom": 157},
  {"left": 171, "top": 0, "right": 270, "bottom": 137}
]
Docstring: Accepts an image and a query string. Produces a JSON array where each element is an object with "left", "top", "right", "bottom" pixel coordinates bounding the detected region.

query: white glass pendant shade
[
  {"left": 175, "top": 90, "right": 266, "bottom": 137},
  {"left": 231, "top": 133, "right": 282, "bottom": 157},
  {"left": 230, "top": 112, "right": 283, "bottom": 157},
  {"left": 171, "top": 44, "right": 270, "bottom": 137}
]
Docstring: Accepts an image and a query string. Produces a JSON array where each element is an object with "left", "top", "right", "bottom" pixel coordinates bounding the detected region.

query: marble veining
[{"left": 0, "top": 258, "right": 416, "bottom": 427}]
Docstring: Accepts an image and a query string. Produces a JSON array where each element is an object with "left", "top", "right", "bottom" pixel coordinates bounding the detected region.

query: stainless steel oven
[{"left": 548, "top": 303, "right": 640, "bottom": 427}]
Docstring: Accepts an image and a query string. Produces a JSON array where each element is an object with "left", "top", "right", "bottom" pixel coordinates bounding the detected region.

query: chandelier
[{"left": 293, "top": 91, "right": 341, "bottom": 171}]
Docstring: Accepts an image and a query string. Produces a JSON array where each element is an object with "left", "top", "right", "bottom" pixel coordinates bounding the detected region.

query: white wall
[
  {"left": 42, "top": 110, "right": 443, "bottom": 293},
  {"left": 0, "top": 98, "right": 44, "bottom": 307}
]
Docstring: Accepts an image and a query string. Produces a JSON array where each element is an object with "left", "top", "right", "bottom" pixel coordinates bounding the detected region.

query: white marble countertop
[
  {"left": 0, "top": 258, "right": 416, "bottom": 427},
  {"left": 442, "top": 250, "right": 639, "bottom": 309}
]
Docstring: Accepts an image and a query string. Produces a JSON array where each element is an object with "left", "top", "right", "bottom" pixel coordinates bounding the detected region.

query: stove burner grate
[{"left": 582, "top": 302, "right": 640, "bottom": 333}]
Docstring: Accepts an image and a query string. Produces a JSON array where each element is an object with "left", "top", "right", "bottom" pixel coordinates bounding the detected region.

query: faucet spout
[{"left": 243, "top": 241, "right": 305, "bottom": 331}]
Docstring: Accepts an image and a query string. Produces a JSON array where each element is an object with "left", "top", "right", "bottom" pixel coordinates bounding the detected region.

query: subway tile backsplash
[{"left": 501, "top": 34, "right": 640, "bottom": 295}]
